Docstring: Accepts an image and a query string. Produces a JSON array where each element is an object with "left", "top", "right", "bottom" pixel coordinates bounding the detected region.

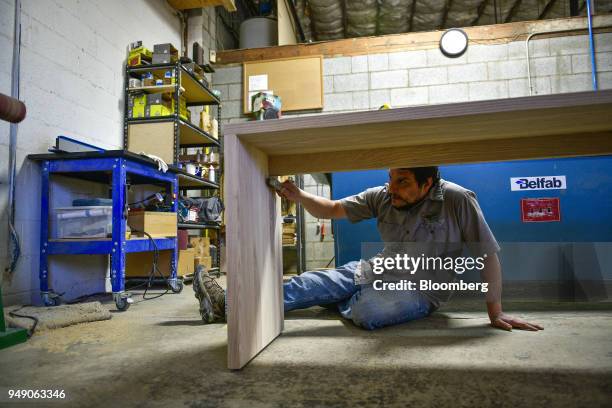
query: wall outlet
[{"left": 209, "top": 49, "right": 216, "bottom": 63}]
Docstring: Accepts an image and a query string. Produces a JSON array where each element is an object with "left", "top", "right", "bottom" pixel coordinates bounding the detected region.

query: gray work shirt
[{"left": 339, "top": 179, "right": 500, "bottom": 306}]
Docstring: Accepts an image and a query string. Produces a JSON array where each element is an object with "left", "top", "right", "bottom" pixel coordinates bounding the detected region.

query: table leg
[
  {"left": 225, "top": 134, "right": 284, "bottom": 369},
  {"left": 111, "top": 158, "right": 130, "bottom": 310},
  {"left": 39, "top": 161, "right": 57, "bottom": 306}
]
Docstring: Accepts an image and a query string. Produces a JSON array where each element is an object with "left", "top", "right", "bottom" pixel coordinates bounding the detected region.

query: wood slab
[
  {"left": 224, "top": 133, "right": 284, "bottom": 370},
  {"left": 225, "top": 90, "right": 612, "bottom": 174}
]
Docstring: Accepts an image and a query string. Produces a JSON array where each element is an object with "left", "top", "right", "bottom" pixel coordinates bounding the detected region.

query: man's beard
[
  {"left": 391, "top": 195, "right": 413, "bottom": 210},
  {"left": 391, "top": 194, "right": 425, "bottom": 211}
]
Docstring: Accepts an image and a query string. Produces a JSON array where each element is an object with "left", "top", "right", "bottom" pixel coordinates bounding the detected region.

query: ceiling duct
[
  {"left": 379, "top": 0, "right": 413, "bottom": 34},
  {"left": 346, "top": 0, "right": 378, "bottom": 37},
  {"left": 309, "top": 0, "right": 344, "bottom": 40}
]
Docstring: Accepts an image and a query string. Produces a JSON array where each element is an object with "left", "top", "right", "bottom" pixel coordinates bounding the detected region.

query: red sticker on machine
[{"left": 521, "top": 198, "right": 561, "bottom": 222}]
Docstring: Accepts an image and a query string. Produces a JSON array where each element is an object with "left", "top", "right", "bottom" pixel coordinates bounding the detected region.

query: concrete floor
[{"left": 1, "top": 278, "right": 611, "bottom": 407}]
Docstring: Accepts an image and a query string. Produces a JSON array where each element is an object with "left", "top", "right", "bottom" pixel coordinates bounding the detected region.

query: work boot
[{"left": 193, "top": 265, "right": 226, "bottom": 323}]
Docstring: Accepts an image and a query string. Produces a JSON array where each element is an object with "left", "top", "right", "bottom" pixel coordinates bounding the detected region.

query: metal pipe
[
  {"left": 526, "top": 19, "right": 610, "bottom": 95},
  {"left": 586, "top": 0, "right": 598, "bottom": 90},
  {"left": 0, "top": 93, "right": 25, "bottom": 123},
  {"left": 6, "top": 0, "right": 22, "bottom": 277}
]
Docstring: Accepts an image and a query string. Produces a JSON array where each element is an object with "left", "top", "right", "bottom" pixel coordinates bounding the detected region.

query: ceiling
[{"left": 293, "top": 0, "right": 612, "bottom": 42}]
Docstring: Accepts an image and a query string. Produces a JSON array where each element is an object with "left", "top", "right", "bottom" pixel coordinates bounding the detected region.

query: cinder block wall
[
  {"left": 212, "top": 30, "right": 612, "bottom": 271},
  {"left": 214, "top": 32, "right": 612, "bottom": 122},
  {"left": 0, "top": 0, "right": 181, "bottom": 305},
  {"left": 302, "top": 175, "right": 335, "bottom": 270}
]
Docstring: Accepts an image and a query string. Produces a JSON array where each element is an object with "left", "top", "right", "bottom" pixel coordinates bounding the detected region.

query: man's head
[{"left": 388, "top": 167, "right": 439, "bottom": 208}]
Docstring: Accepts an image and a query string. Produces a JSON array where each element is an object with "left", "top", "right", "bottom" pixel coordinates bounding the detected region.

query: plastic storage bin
[{"left": 53, "top": 206, "right": 113, "bottom": 239}]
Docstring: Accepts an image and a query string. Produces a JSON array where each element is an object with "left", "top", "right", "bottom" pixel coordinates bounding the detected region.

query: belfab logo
[{"left": 510, "top": 176, "right": 567, "bottom": 191}]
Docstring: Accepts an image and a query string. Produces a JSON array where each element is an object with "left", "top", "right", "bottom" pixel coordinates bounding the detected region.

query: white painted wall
[{"left": 1, "top": 0, "right": 181, "bottom": 305}]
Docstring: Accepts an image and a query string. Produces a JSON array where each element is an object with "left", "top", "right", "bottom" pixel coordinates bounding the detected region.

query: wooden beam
[
  {"left": 539, "top": 0, "right": 558, "bottom": 19},
  {"left": 226, "top": 90, "right": 612, "bottom": 157},
  {"left": 216, "top": 15, "right": 612, "bottom": 64},
  {"left": 504, "top": 0, "right": 523, "bottom": 23},
  {"left": 167, "top": 0, "right": 237, "bottom": 12},
  {"left": 471, "top": 0, "right": 489, "bottom": 26},
  {"left": 268, "top": 131, "right": 612, "bottom": 174}
]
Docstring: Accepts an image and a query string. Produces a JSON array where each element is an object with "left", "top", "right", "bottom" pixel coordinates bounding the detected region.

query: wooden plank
[
  {"left": 128, "top": 122, "right": 175, "bottom": 165},
  {"left": 216, "top": 15, "right": 612, "bottom": 64},
  {"left": 268, "top": 131, "right": 612, "bottom": 174},
  {"left": 167, "top": 0, "right": 236, "bottom": 11},
  {"left": 224, "top": 133, "right": 283, "bottom": 370},
  {"left": 225, "top": 90, "right": 612, "bottom": 156}
]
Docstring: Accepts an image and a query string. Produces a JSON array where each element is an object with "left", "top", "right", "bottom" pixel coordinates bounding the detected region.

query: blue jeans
[{"left": 284, "top": 261, "right": 435, "bottom": 330}]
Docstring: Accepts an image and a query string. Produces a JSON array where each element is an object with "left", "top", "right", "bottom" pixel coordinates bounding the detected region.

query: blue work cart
[{"left": 28, "top": 150, "right": 189, "bottom": 311}]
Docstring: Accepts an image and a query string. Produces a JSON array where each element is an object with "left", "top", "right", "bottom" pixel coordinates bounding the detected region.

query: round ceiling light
[{"left": 439, "top": 28, "right": 468, "bottom": 58}]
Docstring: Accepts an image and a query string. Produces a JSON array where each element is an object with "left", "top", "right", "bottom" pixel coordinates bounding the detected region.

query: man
[{"left": 194, "top": 167, "right": 543, "bottom": 332}]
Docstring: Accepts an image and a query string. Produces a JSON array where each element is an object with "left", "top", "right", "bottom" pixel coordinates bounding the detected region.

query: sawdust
[
  {"left": 6, "top": 301, "right": 111, "bottom": 331},
  {"left": 21, "top": 314, "right": 134, "bottom": 355}
]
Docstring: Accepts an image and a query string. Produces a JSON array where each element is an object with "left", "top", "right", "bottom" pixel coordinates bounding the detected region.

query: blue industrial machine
[{"left": 331, "top": 156, "right": 612, "bottom": 298}]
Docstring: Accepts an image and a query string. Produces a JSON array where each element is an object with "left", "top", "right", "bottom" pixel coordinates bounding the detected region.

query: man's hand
[
  {"left": 277, "top": 180, "right": 303, "bottom": 202},
  {"left": 489, "top": 312, "right": 543, "bottom": 331}
]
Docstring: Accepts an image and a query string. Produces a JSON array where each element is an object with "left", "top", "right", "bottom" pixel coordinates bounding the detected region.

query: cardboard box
[
  {"left": 153, "top": 43, "right": 178, "bottom": 54},
  {"left": 189, "top": 237, "right": 211, "bottom": 257},
  {"left": 200, "top": 107, "right": 211, "bottom": 132},
  {"left": 129, "top": 93, "right": 146, "bottom": 107},
  {"left": 152, "top": 53, "right": 178, "bottom": 64},
  {"left": 190, "top": 236, "right": 210, "bottom": 246},
  {"left": 146, "top": 92, "right": 170, "bottom": 105},
  {"left": 128, "top": 211, "right": 177, "bottom": 237},
  {"left": 195, "top": 255, "right": 212, "bottom": 270},
  {"left": 283, "top": 223, "right": 296, "bottom": 233},
  {"left": 127, "top": 46, "right": 152, "bottom": 67},
  {"left": 178, "top": 248, "right": 195, "bottom": 276},
  {"left": 145, "top": 104, "right": 172, "bottom": 118},
  {"left": 152, "top": 44, "right": 178, "bottom": 64},
  {"left": 163, "top": 70, "right": 176, "bottom": 85},
  {"left": 128, "top": 94, "right": 146, "bottom": 118},
  {"left": 129, "top": 104, "right": 145, "bottom": 118},
  {"left": 125, "top": 250, "right": 171, "bottom": 277},
  {"left": 125, "top": 248, "right": 194, "bottom": 277}
]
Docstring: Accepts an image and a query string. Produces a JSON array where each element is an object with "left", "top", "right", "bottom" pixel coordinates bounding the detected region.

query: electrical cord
[
  {"left": 8, "top": 305, "right": 38, "bottom": 338},
  {"left": 128, "top": 229, "right": 171, "bottom": 302},
  {"left": 62, "top": 229, "right": 173, "bottom": 305},
  {"left": 128, "top": 191, "right": 164, "bottom": 207}
]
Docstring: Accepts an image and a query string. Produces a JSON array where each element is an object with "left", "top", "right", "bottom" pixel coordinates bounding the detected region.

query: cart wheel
[
  {"left": 115, "top": 297, "right": 130, "bottom": 311},
  {"left": 171, "top": 280, "right": 184, "bottom": 293},
  {"left": 43, "top": 295, "right": 60, "bottom": 307}
]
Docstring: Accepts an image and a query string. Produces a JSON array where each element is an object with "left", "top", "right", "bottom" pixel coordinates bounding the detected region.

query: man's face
[{"left": 388, "top": 169, "right": 433, "bottom": 208}]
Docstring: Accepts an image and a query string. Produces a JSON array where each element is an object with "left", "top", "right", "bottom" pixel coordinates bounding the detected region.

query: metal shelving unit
[
  {"left": 178, "top": 221, "right": 221, "bottom": 230},
  {"left": 123, "top": 61, "right": 221, "bottom": 166},
  {"left": 123, "top": 60, "right": 224, "bottom": 275}
]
